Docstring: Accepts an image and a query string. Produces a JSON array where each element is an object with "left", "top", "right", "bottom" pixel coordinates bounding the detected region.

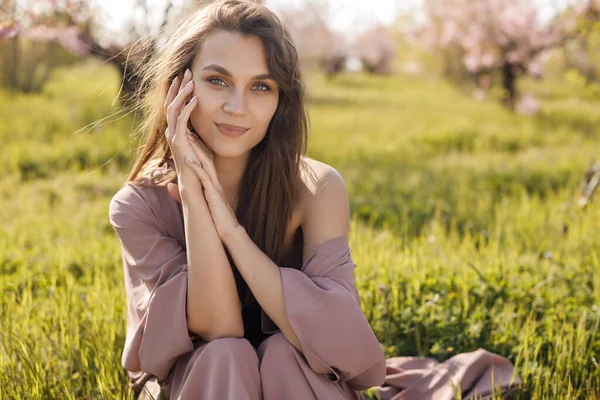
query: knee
[
  {"left": 164, "top": 338, "right": 261, "bottom": 399},
  {"left": 257, "top": 332, "right": 297, "bottom": 363},
  {"left": 202, "top": 337, "right": 258, "bottom": 362}
]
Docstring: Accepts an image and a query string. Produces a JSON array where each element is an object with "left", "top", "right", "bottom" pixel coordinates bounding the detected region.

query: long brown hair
[{"left": 121, "top": 0, "right": 311, "bottom": 305}]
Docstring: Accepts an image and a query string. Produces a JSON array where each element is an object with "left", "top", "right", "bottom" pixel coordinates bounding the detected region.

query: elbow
[{"left": 187, "top": 296, "right": 244, "bottom": 342}]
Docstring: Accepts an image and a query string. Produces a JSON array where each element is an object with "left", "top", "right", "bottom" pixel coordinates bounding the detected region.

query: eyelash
[{"left": 207, "top": 77, "right": 271, "bottom": 91}]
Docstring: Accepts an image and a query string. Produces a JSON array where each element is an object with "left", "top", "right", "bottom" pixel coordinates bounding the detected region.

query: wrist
[
  {"left": 179, "top": 182, "right": 206, "bottom": 206},
  {"left": 223, "top": 223, "right": 247, "bottom": 250}
]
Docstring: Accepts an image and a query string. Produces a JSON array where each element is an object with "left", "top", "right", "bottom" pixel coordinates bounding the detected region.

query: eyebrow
[{"left": 201, "top": 64, "right": 274, "bottom": 81}]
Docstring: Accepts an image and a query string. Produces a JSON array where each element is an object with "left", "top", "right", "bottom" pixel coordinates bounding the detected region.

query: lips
[{"left": 215, "top": 123, "right": 248, "bottom": 137}]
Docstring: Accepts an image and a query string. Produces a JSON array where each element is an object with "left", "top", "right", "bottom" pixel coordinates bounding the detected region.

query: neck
[{"left": 213, "top": 152, "right": 250, "bottom": 209}]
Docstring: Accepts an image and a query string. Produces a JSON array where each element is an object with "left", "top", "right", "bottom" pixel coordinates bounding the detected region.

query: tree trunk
[
  {"left": 7, "top": 36, "right": 20, "bottom": 94},
  {"left": 502, "top": 61, "right": 517, "bottom": 110}
]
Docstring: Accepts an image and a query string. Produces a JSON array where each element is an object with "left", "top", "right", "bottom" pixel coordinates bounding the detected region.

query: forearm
[
  {"left": 180, "top": 180, "right": 243, "bottom": 341},
  {"left": 223, "top": 225, "right": 302, "bottom": 351}
]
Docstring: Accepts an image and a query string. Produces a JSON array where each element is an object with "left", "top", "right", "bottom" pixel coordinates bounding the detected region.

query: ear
[{"left": 167, "top": 182, "right": 181, "bottom": 203}]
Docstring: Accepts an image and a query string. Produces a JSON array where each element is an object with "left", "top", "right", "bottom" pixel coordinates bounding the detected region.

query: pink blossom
[
  {"left": 516, "top": 93, "right": 540, "bottom": 115},
  {"left": 0, "top": 22, "right": 20, "bottom": 39}
]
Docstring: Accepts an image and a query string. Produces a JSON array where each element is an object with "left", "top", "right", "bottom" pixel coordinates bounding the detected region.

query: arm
[
  {"left": 161, "top": 67, "right": 242, "bottom": 341},
  {"left": 223, "top": 166, "right": 386, "bottom": 389},
  {"left": 109, "top": 182, "right": 193, "bottom": 379},
  {"left": 179, "top": 176, "right": 244, "bottom": 341},
  {"left": 221, "top": 167, "right": 350, "bottom": 352},
  {"left": 108, "top": 180, "right": 242, "bottom": 379},
  {"left": 222, "top": 223, "right": 303, "bottom": 351}
]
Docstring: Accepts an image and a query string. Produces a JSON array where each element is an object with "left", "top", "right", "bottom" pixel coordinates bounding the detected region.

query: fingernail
[
  {"left": 185, "top": 155, "right": 194, "bottom": 163},
  {"left": 185, "top": 69, "right": 190, "bottom": 77}
]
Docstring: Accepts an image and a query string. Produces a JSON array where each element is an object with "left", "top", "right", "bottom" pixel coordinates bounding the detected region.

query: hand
[
  {"left": 183, "top": 132, "right": 242, "bottom": 242},
  {"left": 164, "top": 68, "right": 201, "bottom": 186}
]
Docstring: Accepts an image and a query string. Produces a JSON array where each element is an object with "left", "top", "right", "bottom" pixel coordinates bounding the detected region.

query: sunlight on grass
[{"left": 1, "top": 59, "right": 599, "bottom": 399}]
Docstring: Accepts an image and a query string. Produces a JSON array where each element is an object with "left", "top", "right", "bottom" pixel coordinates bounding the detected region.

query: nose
[{"left": 222, "top": 89, "right": 246, "bottom": 116}]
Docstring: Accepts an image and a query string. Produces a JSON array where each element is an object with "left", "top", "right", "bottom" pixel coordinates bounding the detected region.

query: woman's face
[{"left": 187, "top": 30, "right": 279, "bottom": 159}]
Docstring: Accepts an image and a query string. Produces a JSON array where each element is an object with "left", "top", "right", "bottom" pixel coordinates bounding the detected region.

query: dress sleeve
[
  {"left": 277, "top": 235, "right": 386, "bottom": 391},
  {"left": 109, "top": 182, "right": 195, "bottom": 381}
]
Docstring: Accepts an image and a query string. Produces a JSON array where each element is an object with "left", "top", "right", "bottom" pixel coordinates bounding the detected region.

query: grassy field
[{"left": 1, "top": 59, "right": 599, "bottom": 399}]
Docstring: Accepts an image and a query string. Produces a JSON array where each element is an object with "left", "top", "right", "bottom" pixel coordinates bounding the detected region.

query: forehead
[{"left": 192, "top": 30, "right": 270, "bottom": 77}]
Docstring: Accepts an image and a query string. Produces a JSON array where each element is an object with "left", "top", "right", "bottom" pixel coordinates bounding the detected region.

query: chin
[
  {"left": 210, "top": 143, "right": 253, "bottom": 159},
  {"left": 211, "top": 134, "right": 267, "bottom": 160}
]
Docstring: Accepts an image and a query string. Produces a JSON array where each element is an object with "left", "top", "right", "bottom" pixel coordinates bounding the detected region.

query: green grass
[{"left": 1, "top": 58, "right": 599, "bottom": 399}]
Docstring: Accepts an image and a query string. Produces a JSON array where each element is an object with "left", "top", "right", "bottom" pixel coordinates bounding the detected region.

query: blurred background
[{"left": 1, "top": 0, "right": 599, "bottom": 399}]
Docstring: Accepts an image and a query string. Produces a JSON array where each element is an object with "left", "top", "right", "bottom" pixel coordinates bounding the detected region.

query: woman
[
  {"left": 109, "top": 1, "right": 520, "bottom": 399},
  {"left": 109, "top": 1, "right": 387, "bottom": 398}
]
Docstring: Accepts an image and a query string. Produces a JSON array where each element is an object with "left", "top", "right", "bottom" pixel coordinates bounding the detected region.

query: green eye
[
  {"left": 208, "top": 77, "right": 271, "bottom": 91},
  {"left": 253, "top": 83, "right": 271, "bottom": 91},
  {"left": 208, "top": 77, "right": 226, "bottom": 86}
]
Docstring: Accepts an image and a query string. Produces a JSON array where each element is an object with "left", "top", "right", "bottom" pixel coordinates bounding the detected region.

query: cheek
[
  {"left": 190, "top": 89, "right": 220, "bottom": 124},
  {"left": 253, "top": 96, "right": 279, "bottom": 126},
  {"left": 188, "top": 91, "right": 216, "bottom": 138},
  {"left": 194, "top": 88, "right": 220, "bottom": 113}
]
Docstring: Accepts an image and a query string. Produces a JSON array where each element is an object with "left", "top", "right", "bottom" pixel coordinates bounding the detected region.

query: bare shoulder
[
  {"left": 299, "top": 156, "right": 347, "bottom": 197},
  {"left": 299, "top": 156, "right": 350, "bottom": 260}
]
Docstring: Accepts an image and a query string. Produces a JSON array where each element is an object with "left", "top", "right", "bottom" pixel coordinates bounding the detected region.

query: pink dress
[{"left": 109, "top": 178, "right": 520, "bottom": 400}]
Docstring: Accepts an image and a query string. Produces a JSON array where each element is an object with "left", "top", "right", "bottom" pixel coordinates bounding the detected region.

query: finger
[
  {"left": 179, "top": 69, "right": 193, "bottom": 94},
  {"left": 187, "top": 127, "right": 212, "bottom": 155},
  {"left": 186, "top": 131, "right": 222, "bottom": 192},
  {"left": 167, "top": 71, "right": 195, "bottom": 132},
  {"left": 164, "top": 78, "right": 181, "bottom": 141},
  {"left": 185, "top": 156, "right": 213, "bottom": 191},
  {"left": 174, "top": 80, "right": 195, "bottom": 126},
  {"left": 177, "top": 69, "right": 194, "bottom": 113},
  {"left": 164, "top": 75, "right": 180, "bottom": 114},
  {"left": 185, "top": 133, "right": 217, "bottom": 190},
  {"left": 176, "top": 96, "right": 198, "bottom": 139}
]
